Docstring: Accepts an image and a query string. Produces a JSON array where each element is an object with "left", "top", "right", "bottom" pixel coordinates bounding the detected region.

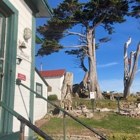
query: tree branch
[
  {"left": 64, "top": 44, "right": 87, "bottom": 48},
  {"left": 129, "top": 51, "right": 136, "bottom": 76},
  {"left": 124, "top": 37, "right": 131, "bottom": 59},
  {"left": 128, "top": 43, "right": 140, "bottom": 86},
  {"left": 124, "top": 37, "right": 132, "bottom": 87},
  {"left": 136, "top": 69, "right": 140, "bottom": 73},
  {"left": 93, "top": 15, "right": 106, "bottom": 31},
  {"left": 78, "top": 38, "right": 87, "bottom": 43},
  {"left": 66, "top": 31, "right": 86, "bottom": 38},
  {"left": 83, "top": 48, "right": 90, "bottom": 58}
]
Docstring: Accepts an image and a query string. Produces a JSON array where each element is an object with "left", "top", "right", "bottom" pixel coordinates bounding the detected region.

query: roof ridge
[
  {"left": 39, "top": 69, "right": 66, "bottom": 77},
  {"left": 40, "top": 69, "right": 65, "bottom": 72}
]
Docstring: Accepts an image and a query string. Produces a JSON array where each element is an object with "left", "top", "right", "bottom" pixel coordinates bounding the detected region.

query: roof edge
[
  {"left": 42, "top": 0, "right": 53, "bottom": 16},
  {"left": 40, "top": 69, "right": 66, "bottom": 78},
  {"left": 24, "top": 0, "right": 53, "bottom": 18},
  {"left": 36, "top": 34, "right": 43, "bottom": 44},
  {"left": 35, "top": 67, "right": 49, "bottom": 86}
]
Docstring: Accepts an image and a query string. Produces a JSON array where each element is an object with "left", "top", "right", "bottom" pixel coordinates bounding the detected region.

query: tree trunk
[
  {"left": 87, "top": 29, "right": 104, "bottom": 99},
  {"left": 79, "top": 70, "right": 88, "bottom": 89},
  {"left": 61, "top": 72, "right": 73, "bottom": 100},
  {"left": 124, "top": 85, "right": 130, "bottom": 98},
  {"left": 88, "top": 53, "right": 103, "bottom": 99},
  {"left": 73, "top": 54, "right": 89, "bottom": 98},
  {"left": 123, "top": 40, "right": 140, "bottom": 98},
  {"left": 79, "top": 54, "right": 89, "bottom": 90}
]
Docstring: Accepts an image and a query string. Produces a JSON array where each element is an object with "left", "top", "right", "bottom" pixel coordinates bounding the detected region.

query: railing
[
  {"left": 0, "top": 101, "right": 53, "bottom": 140},
  {"left": 16, "top": 79, "right": 108, "bottom": 140}
]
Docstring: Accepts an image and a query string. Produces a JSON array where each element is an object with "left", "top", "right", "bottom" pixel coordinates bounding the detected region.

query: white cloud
[
  {"left": 97, "top": 62, "right": 118, "bottom": 68},
  {"left": 99, "top": 79, "right": 123, "bottom": 93},
  {"left": 99, "top": 78, "right": 140, "bottom": 93}
]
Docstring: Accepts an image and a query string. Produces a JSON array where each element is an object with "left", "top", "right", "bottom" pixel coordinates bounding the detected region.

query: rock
[
  {"left": 82, "top": 108, "right": 90, "bottom": 113},
  {"left": 98, "top": 108, "right": 111, "bottom": 112},
  {"left": 75, "top": 110, "right": 82, "bottom": 114},
  {"left": 130, "top": 108, "right": 140, "bottom": 114},
  {"left": 137, "top": 103, "right": 140, "bottom": 109},
  {"left": 129, "top": 104, "right": 137, "bottom": 109},
  {"left": 85, "top": 112, "right": 93, "bottom": 118},
  {"left": 80, "top": 105, "right": 87, "bottom": 109}
]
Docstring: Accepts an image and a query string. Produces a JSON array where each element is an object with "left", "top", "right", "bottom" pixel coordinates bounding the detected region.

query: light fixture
[
  {"left": 16, "top": 58, "right": 22, "bottom": 65},
  {"left": 19, "top": 41, "right": 26, "bottom": 49},
  {"left": 23, "top": 28, "right": 32, "bottom": 40}
]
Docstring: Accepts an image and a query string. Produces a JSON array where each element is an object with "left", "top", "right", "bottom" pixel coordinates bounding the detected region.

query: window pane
[
  {"left": 37, "top": 86, "right": 41, "bottom": 91},
  {"left": 36, "top": 83, "right": 42, "bottom": 97}
]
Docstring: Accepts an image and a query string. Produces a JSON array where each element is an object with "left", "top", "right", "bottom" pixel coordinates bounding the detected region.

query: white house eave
[{"left": 24, "top": 0, "right": 53, "bottom": 18}]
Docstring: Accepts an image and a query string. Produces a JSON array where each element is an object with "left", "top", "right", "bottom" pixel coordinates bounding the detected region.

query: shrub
[
  {"left": 37, "top": 136, "right": 44, "bottom": 140},
  {"left": 107, "top": 133, "right": 140, "bottom": 140},
  {"left": 126, "top": 96, "right": 137, "bottom": 102},
  {"left": 48, "top": 94, "right": 58, "bottom": 101}
]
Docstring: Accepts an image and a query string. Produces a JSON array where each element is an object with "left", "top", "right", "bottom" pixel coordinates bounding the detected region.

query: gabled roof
[
  {"left": 35, "top": 67, "right": 52, "bottom": 91},
  {"left": 40, "top": 69, "right": 66, "bottom": 78},
  {"left": 35, "top": 67, "right": 49, "bottom": 86}
]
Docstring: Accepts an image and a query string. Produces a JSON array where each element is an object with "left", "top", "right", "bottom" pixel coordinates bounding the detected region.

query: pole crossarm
[{"left": 16, "top": 79, "right": 108, "bottom": 140}]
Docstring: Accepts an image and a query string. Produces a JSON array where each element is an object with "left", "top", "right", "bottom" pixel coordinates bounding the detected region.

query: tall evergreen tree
[{"left": 37, "top": 0, "right": 130, "bottom": 99}]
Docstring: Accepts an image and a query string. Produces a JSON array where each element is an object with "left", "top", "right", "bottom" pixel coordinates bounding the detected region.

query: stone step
[
  {"left": 0, "top": 132, "right": 38, "bottom": 140},
  {"left": 24, "top": 136, "right": 38, "bottom": 140},
  {"left": 0, "top": 131, "right": 20, "bottom": 140}
]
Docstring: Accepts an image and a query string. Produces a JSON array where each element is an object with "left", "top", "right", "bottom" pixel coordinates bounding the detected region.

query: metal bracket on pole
[{"left": 16, "top": 78, "right": 21, "bottom": 85}]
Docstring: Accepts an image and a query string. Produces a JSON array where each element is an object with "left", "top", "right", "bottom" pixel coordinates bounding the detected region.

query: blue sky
[{"left": 36, "top": 0, "right": 140, "bottom": 93}]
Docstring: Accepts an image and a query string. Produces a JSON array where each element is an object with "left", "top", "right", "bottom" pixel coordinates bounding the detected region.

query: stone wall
[{"left": 118, "top": 102, "right": 140, "bottom": 119}]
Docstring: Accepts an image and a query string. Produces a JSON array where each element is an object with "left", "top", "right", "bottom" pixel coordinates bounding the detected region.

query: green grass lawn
[
  {"left": 41, "top": 97, "right": 140, "bottom": 139},
  {"left": 40, "top": 112, "right": 140, "bottom": 136}
]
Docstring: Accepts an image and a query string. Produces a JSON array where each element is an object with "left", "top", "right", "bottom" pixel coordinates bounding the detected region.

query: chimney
[{"left": 40, "top": 63, "right": 42, "bottom": 71}]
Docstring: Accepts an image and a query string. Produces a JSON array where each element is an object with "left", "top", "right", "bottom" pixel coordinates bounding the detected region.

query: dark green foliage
[
  {"left": 130, "top": 0, "right": 140, "bottom": 18},
  {"left": 37, "top": 0, "right": 130, "bottom": 57},
  {"left": 37, "top": 0, "right": 81, "bottom": 42},
  {"left": 74, "top": 0, "right": 129, "bottom": 26},
  {"left": 36, "top": 40, "right": 63, "bottom": 56},
  {"left": 48, "top": 94, "right": 58, "bottom": 101}
]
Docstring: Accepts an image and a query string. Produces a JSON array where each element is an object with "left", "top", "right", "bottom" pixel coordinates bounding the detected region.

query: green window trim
[
  {"left": 36, "top": 82, "right": 43, "bottom": 98},
  {"left": 29, "top": 14, "right": 35, "bottom": 136},
  {"left": 0, "top": 12, "right": 6, "bottom": 100},
  {"left": 0, "top": 0, "right": 18, "bottom": 134}
]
